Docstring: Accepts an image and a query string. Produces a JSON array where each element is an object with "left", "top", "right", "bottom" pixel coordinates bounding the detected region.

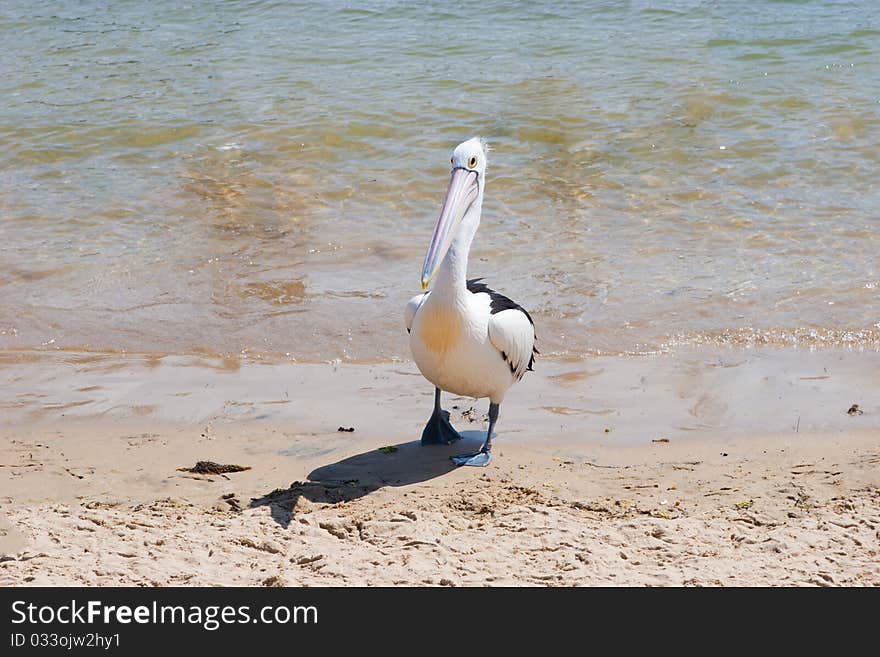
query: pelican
[{"left": 405, "top": 137, "right": 537, "bottom": 467}]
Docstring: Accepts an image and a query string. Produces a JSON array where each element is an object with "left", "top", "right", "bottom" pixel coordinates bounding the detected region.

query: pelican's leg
[
  {"left": 451, "top": 402, "right": 498, "bottom": 467},
  {"left": 421, "top": 388, "right": 463, "bottom": 445}
]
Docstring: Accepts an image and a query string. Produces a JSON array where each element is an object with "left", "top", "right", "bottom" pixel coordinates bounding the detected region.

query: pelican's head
[{"left": 421, "top": 137, "right": 488, "bottom": 290}]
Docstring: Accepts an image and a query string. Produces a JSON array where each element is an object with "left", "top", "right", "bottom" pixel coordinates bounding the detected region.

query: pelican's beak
[{"left": 421, "top": 167, "right": 479, "bottom": 290}]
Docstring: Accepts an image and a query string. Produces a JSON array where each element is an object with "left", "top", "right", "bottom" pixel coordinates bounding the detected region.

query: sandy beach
[
  {"left": 1, "top": 347, "right": 877, "bottom": 586},
  {"left": 3, "top": 0, "right": 880, "bottom": 599}
]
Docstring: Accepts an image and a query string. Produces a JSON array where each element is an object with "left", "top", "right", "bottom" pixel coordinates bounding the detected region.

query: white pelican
[{"left": 405, "top": 137, "right": 537, "bottom": 467}]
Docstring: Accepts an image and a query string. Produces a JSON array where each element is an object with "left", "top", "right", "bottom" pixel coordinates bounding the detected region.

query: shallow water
[{"left": 1, "top": 1, "right": 878, "bottom": 361}]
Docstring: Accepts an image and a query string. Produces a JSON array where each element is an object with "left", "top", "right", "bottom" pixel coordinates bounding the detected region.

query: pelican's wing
[
  {"left": 404, "top": 292, "right": 428, "bottom": 333},
  {"left": 488, "top": 309, "right": 536, "bottom": 380},
  {"left": 467, "top": 278, "right": 537, "bottom": 380}
]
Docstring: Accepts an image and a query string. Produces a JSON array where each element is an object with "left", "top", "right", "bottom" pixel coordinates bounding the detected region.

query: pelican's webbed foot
[
  {"left": 450, "top": 401, "right": 499, "bottom": 468},
  {"left": 421, "top": 388, "right": 463, "bottom": 445},
  {"left": 421, "top": 409, "right": 463, "bottom": 445},
  {"left": 450, "top": 448, "right": 491, "bottom": 467}
]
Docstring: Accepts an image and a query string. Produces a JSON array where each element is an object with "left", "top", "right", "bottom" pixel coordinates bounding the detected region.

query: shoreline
[
  {"left": 1, "top": 347, "right": 878, "bottom": 585},
  {"left": 2, "top": 345, "right": 877, "bottom": 435}
]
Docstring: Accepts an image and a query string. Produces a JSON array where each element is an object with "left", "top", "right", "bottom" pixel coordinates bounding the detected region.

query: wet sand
[{"left": 1, "top": 348, "right": 878, "bottom": 586}]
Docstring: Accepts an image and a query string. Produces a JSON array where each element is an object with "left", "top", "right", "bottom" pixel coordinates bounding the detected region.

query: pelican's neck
[{"left": 431, "top": 199, "right": 482, "bottom": 305}]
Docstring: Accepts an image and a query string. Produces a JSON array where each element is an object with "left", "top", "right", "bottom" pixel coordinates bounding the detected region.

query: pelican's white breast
[{"left": 408, "top": 289, "right": 522, "bottom": 403}]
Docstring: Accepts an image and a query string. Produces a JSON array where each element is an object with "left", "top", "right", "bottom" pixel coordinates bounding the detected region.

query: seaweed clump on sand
[{"left": 178, "top": 461, "right": 251, "bottom": 475}]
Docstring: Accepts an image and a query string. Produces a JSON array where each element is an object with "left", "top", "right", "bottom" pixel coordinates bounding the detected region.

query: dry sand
[{"left": 1, "top": 347, "right": 878, "bottom": 586}]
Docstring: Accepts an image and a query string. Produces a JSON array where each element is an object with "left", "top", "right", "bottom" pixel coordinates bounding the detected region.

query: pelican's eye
[{"left": 468, "top": 156, "right": 477, "bottom": 169}]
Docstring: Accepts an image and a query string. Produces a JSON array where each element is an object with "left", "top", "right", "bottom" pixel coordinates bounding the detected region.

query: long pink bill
[{"left": 421, "top": 167, "right": 479, "bottom": 290}]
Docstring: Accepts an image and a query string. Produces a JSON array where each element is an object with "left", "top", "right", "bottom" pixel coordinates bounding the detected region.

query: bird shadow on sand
[{"left": 249, "top": 431, "right": 487, "bottom": 528}]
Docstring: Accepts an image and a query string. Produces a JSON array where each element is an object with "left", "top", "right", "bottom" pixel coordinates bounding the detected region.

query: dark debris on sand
[{"left": 177, "top": 461, "right": 252, "bottom": 475}]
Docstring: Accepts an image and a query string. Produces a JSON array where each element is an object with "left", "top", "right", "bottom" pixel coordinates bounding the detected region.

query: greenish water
[{"left": 1, "top": 1, "right": 878, "bottom": 361}]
